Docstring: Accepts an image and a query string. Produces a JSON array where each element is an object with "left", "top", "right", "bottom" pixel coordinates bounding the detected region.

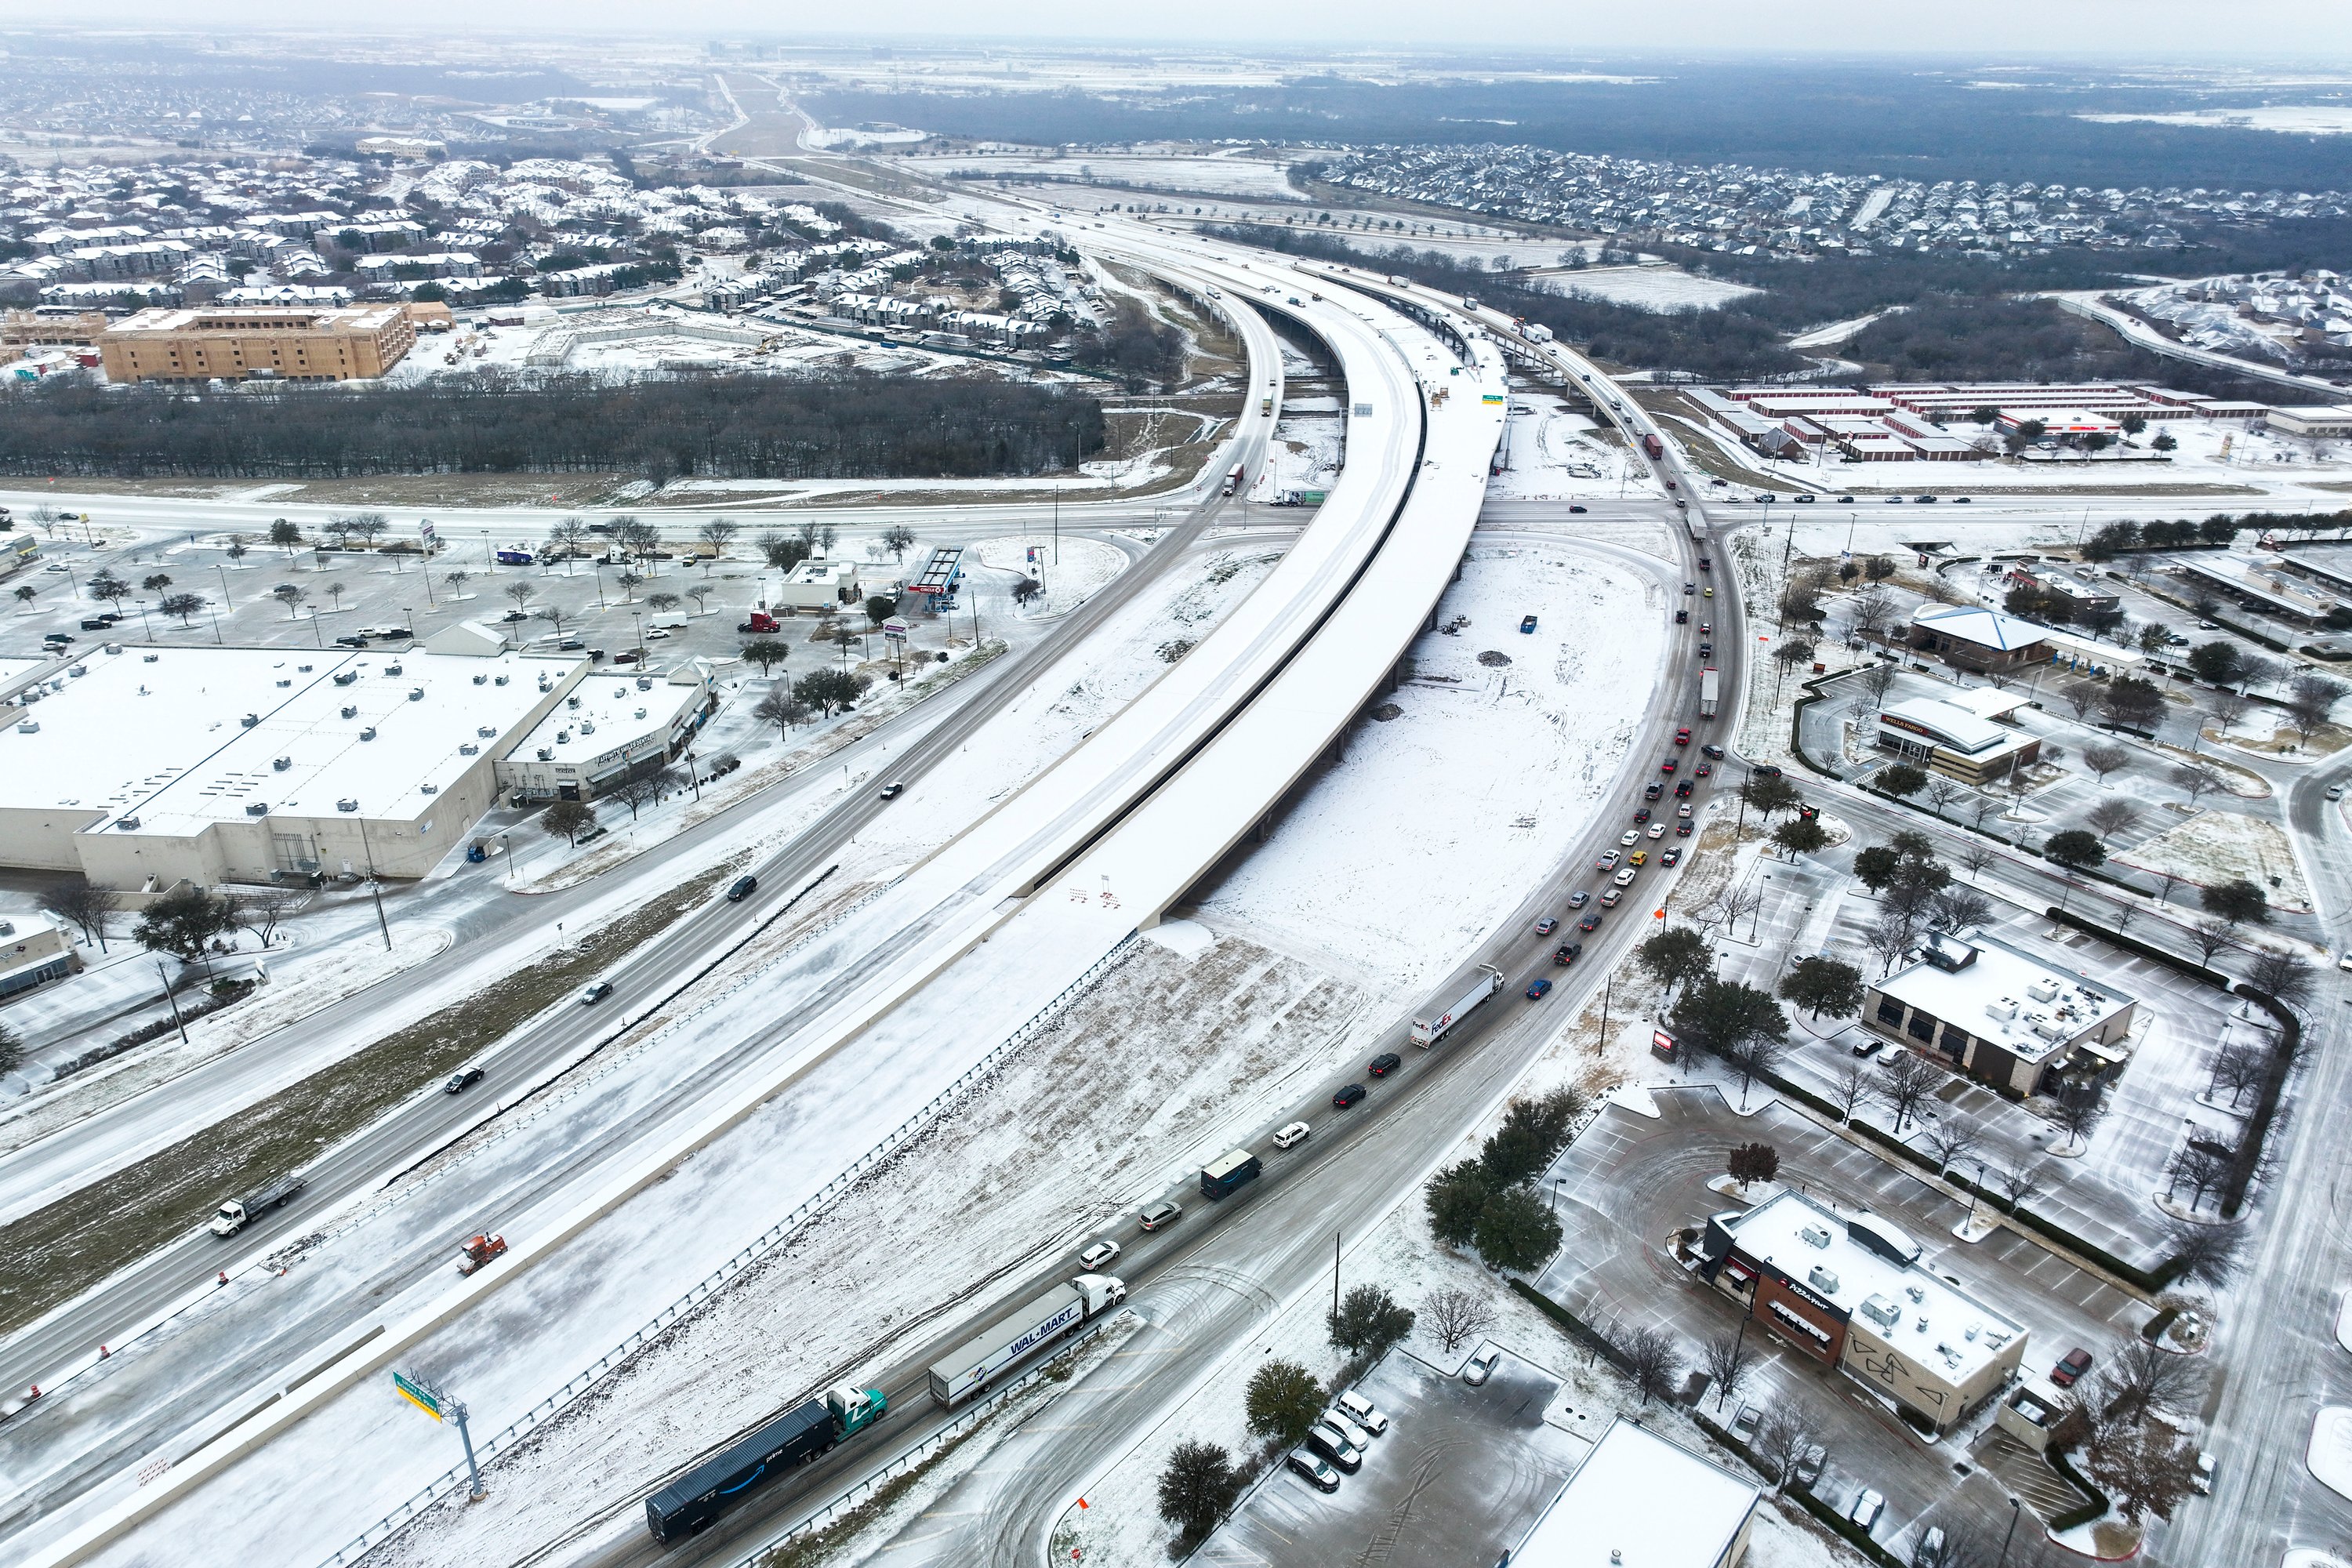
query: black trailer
[{"left": 644, "top": 1399, "right": 833, "bottom": 1542}]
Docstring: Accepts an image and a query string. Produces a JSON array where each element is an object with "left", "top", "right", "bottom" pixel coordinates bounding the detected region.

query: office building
[
  {"left": 1505, "top": 1417, "right": 1760, "bottom": 1568},
  {"left": 97, "top": 303, "right": 418, "bottom": 383},
  {"left": 1864, "top": 927, "right": 2137, "bottom": 1098}
]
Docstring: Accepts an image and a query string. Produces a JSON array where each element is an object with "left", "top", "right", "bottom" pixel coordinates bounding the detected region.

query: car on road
[
  {"left": 443, "top": 1065, "right": 485, "bottom": 1094},
  {"left": 1915, "top": 494, "right": 1938, "bottom": 503},
  {"left": 612, "top": 650, "right": 642, "bottom": 665},
  {"left": 2193, "top": 1451, "right": 2216, "bottom": 1495},
  {"left": 1567, "top": 890, "right": 1592, "bottom": 908},
  {"left": 1568, "top": 504, "right": 1588, "bottom": 514},
  {"left": 878, "top": 782, "right": 906, "bottom": 800},
  {"left": 1702, "top": 744, "right": 1726, "bottom": 759},
  {"left": 1139, "top": 1199, "right": 1182, "bottom": 1232},
  {"left": 79, "top": 617, "right": 112, "bottom": 630},
  {"left": 1464, "top": 1346, "right": 1502, "bottom": 1385},
  {"left": 1684, "top": 582, "right": 1697, "bottom": 595},
  {"left": 727, "top": 875, "right": 758, "bottom": 902},
  {"left": 499, "top": 609, "right": 530, "bottom": 623},
  {"left": 1675, "top": 608, "right": 1689, "bottom": 623},
  {"left": 1838, "top": 495, "right": 1855, "bottom": 503},
  {"left": 2332, "top": 785, "right": 2346, "bottom": 800},
  {"left": 1306, "top": 1422, "right": 1364, "bottom": 1474},
  {"left": 1649, "top": 823, "right": 1668, "bottom": 839},
  {"left": 1675, "top": 779, "right": 1694, "bottom": 797},
  {"left": 1660, "top": 758, "right": 1676, "bottom": 773},
  {"left": 1335, "top": 1389, "right": 1388, "bottom": 1436},
  {"left": 1553, "top": 943, "right": 1581, "bottom": 966},
  {"left": 1600, "top": 888, "right": 1623, "bottom": 909},
  {"left": 1676, "top": 803, "right": 1694, "bottom": 818},
  {"left": 1526, "top": 978, "right": 1553, "bottom": 1000},
  {"left": 1578, "top": 910, "right": 1602, "bottom": 932},
  {"left": 1886, "top": 495, "right": 1904, "bottom": 503},
  {"left": 1644, "top": 782, "right": 1665, "bottom": 801},
  {"left": 1595, "top": 851, "right": 1619, "bottom": 871},
  {"left": 1796, "top": 1444, "right": 1825, "bottom": 1488},
  {"left": 1274, "top": 1121, "right": 1312, "bottom": 1149},
  {"left": 1794, "top": 493, "right": 1814, "bottom": 503},
  {"left": 579, "top": 980, "right": 614, "bottom": 1005},
  {"left": 1079, "top": 1238, "right": 1122, "bottom": 1270},
  {"left": 644, "top": 629, "right": 672, "bottom": 641},
  {"left": 2197, "top": 619, "right": 2219, "bottom": 630},
  {"left": 1619, "top": 830, "right": 1640, "bottom": 848},
  {"left": 1332, "top": 1083, "right": 1367, "bottom": 1110},
  {"left": 1368, "top": 1051, "right": 1402, "bottom": 1077},
  {"left": 1848, "top": 1490, "right": 1885, "bottom": 1531},
  {"left": 333, "top": 634, "right": 372, "bottom": 648},
  {"left": 1675, "top": 727, "right": 1692, "bottom": 746},
  {"left": 1697, "top": 642, "right": 1713, "bottom": 657},
  {"left": 1613, "top": 867, "right": 1637, "bottom": 887},
  {"left": 1674, "top": 820, "right": 1693, "bottom": 837},
  {"left": 1697, "top": 556, "right": 1711, "bottom": 571},
  {"left": 1535, "top": 917, "right": 1558, "bottom": 936},
  {"left": 1628, "top": 850, "right": 1647, "bottom": 866},
  {"left": 2340, "top": 950, "right": 2352, "bottom": 972},
  {"left": 1698, "top": 622, "right": 1711, "bottom": 634},
  {"left": 1751, "top": 762, "right": 1781, "bottom": 778},
  {"left": 2050, "top": 1348, "right": 2094, "bottom": 1386},
  {"left": 1661, "top": 847, "right": 1681, "bottom": 866},
  {"left": 1287, "top": 1450, "right": 1341, "bottom": 1492},
  {"left": 1703, "top": 586, "right": 1714, "bottom": 597},
  {"left": 1520, "top": 614, "right": 1539, "bottom": 633},
  {"left": 1694, "top": 762, "right": 1713, "bottom": 777}
]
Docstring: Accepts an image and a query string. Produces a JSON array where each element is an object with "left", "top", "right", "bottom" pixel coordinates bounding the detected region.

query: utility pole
[
  {"left": 1332, "top": 1230, "right": 1341, "bottom": 1323},
  {"left": 154, "top": 959, "right": 190, "bottom": 1046},
  {"left": 357, "top": 818, "right": 394, "bottom": 952}
]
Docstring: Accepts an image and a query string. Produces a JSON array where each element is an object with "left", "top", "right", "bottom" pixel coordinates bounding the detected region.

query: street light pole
[
  {"left": 154, "top": 959, "right": 190, "bottom": 1046},
  {"left": 356, "top": 818, "right": 394, "bottom": 952}
]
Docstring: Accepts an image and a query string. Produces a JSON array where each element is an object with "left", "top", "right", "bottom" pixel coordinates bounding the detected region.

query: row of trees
[
  {"left": 42, "top": 880, "right": 305, "bottom": 961},
  {"left": 1424, "top": 1087, "right": 1586, "bottom": 1270},
  {"left": 0, "top": 369, "right": 1108, "bottom": 486}
]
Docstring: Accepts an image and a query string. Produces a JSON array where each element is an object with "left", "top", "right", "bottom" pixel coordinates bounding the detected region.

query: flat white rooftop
[
  {"left": 1722, "top": 1189, "right": 2024, "bottom": 1386},
  {"left": 1508, "top": 1417, "right": 1758, "bottom": 1568},
  {"left": 0, "top": 644, "right": 581, "bottom": 837},
  {"left": 1878, "top": 927, "right": 2135, "bottom": 1066}
]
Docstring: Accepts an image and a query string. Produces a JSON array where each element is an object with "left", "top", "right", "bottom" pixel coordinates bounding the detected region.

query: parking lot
[{"left": 1196, "top": 1347, "right": 1593, "bottom": 1568}]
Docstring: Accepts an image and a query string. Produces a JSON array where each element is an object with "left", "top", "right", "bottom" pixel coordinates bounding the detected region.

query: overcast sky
[{"left": 14, "top": 2, "right": 2352, "bottom": 56}]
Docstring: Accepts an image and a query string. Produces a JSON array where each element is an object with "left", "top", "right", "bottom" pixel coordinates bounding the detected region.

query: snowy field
[
  {"left": 971, "top": 532, "right": 1130, "bottom": 617},
  {"left": 935, "top": 152, "right": 1308, "bottom": 200},
  {"left": 1486, "top": 394, "right": 1661, "bottom": 502},
  {"left": 1199, "top": 544, "right": 1666, "bottom": 998},
  {"left": 1552, "top": 264, "right": 1762, "bottom": 313}
]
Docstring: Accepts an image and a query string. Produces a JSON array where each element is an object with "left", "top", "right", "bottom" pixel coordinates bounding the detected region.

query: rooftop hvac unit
[
  {"left": 332, "top": 670, "right": 357, "bottom": 686},
  {"left": 14, "top": 720, "right": 36, "bottom": 735},
  {"left": 459, "top": 742, "right": 479, "bottom": 756},
  {"left": 1798, "top": 1225, "right": 1833, "bottom": 1250},
  {"left": 337, "top": 798, "right": 359, "bottom": 812},
  {"left": 276, "top": 678, "right": 292, "bottom": 688},
  {"left": 477, "top": 725, "right": 496, "bottom": 738},
  {"left": 104, "top": 644, "right": 122, "bottom": 654},
  {"left": 299, "top": 664, "right": 313, "bottom": 672},
  {"left": 579, "top": 720, "right": 596, "bottom": 735},
  {"left": 494, "top": 674, "right": 509, "bottom": 686},
  {"left": 567, "top": 695, "right": 582, "bottom": 708},
  {"left": 273, "top": 757, "right": 292, "bottom": 771},
  {"left": 359, "top": 726, "right": 376, "bottom": 741},
  {"left": 420, "top": 782, "right": 437, "bottom": 795},
  {"left": 408, "top": 688, "right": 425, "bottom": 701},
  {"left": 535, "top": 747, "right": 554, "bottom": 761},
  {"left": 244, "top": 802, "right": 269, "bottom": 816},
  {"left": 116, "top": 815, "right": 140, "bottom": 829},
  {"left": 1985, "top": 996, "right": 2018, "bottom": 1023},
  {"left": 241, "top": 713, "right": 261, "bottom": 728},
  {"left": 556, "top": 729, "right": 571, "bottom": 744},
  {"left": 633, "top": 708, "right": 646, "bottom": 720},
  {"left": 1807, "top": 1266, "right": 1841, "bottom": 1296},
  {"left": 473, "top": 673, "right": 488, "bottom": 685},
  {"left": 143, "top": 653, "right": 159, "bottom": 663},
  {"left": 2026, "top": 976, "right": 2060, "bottom": 1004},
  {"left": 635, "top": 677, "right": 652, "bottom": 691},
  {"left": 383, "top": 664, "right": 401, "bottom": 677},
  {"left": 340, "top": 705, "right": 358, "bottom": 719},
  {"left": 1858, "top": 1294, "right": 1901, "bottom": 1332},
  {"left": 68, "top": 664, "right": 85, "bottom": 677}
]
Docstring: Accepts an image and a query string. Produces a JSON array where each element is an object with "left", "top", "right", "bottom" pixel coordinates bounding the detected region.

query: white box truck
[
  {"left": 1700, "top": 667, "right": 1720, "bottom": 719},
  {"left": 926, "top": 1273, "right": 1127, "bottom": 1406},
  {"left": 1410, "top": 964, "right": 1505, "bottom": 1048}
]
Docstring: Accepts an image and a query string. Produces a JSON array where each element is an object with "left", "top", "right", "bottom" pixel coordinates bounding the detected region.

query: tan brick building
[
  {"left": 2, "top": 310, "right": 108, "bottom": 361},
  {"left": 97, "top": 303, "right": 417, "bottom": 383}
]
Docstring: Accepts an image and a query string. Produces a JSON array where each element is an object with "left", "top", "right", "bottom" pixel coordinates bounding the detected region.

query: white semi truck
[
  {"left": 1410, "top": 964, "right": 1505, "bottom": 1048},
  {"left": 926, "top": 1272, "right": 1127, "bottom": 1406}
]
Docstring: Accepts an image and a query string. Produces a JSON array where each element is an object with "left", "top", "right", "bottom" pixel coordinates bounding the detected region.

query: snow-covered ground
[
  {"left": 2117, "top": 807, "right": 2316, "bottom": 910},
  {"left": 1199, "top": 543, "right": 1666, "bottom": 999},
  {"left": 1553, "top": 264, "right": 1762, "bottom": 313},
  {"left": 1487, "top": 393, "right": 1662, "bottom": 502},
  {"left": 971, "top": 532, "right": 1129, "bottom": 618}
]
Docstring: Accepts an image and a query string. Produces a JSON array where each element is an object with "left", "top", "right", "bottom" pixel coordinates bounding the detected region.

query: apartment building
[{"left": 96, "top": 303, "right": 418, "bottom": 383}]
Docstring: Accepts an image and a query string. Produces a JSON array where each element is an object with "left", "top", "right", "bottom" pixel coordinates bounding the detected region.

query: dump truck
[
  {"left": 209, "top": 1174, "right": 307, "bottom": 1237},
  {"left": 643, "top": 1385, "right": 886, "bottom": 1542},
  {"left": 927, "top": 1273, "right": 1127, "bottom": 1407},
  {"left": 1700, "top": 667, "right": 1721, "bottom": 720},
  {"left": 1410, "top": 964, "right": 1505, "bottom": 1048}
]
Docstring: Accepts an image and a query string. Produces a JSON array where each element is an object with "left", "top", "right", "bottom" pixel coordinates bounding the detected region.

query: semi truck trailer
[
  {"left": 927, "top": 1273, "right": 1127, "bottom": 1407},
  {"left": 1410, "top": 964, "right": 1505, "bottom": 1048},
  {"left": 1641, "top": 433, "right": 1664, "bottom": 461},
  {"left": 643, "top": 1384, "right": 885, "bottom": 1542},
  {"left": 1700, "top": 667, "right": 1720, "bottom": 719}
]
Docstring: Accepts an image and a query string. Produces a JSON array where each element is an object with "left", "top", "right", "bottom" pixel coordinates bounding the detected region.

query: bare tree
[
  {"left": 1929, "top": 884, "right": 1994, "bottom": 931},
  {"left": 2096, "top": 1338, "right": 2206, "bottom": 1425},
  {"left": 1864, "top": 909, "right": 1919, "bottom": 976},
  {"left": 1829, "top": 1058, "right": 1871, "bottom": 1125},
  {"left": 1702, "top": 1330, "right": 1752, "bottom": 1410},
  {"left": 506, "top": 581, "right": 537, "bottom": 613},
  {"left": 228, "top": 887, "right": 303, "bottom": 948},
  {"left": 1922, "top": 1115, "right": 1980, "bottom": 1178},
  {"left": 2163, "top": 1216, "right": 2249, "bottom": 1288},
  {"left": 1922, "top": 774, "right": 1965, "bottom": 819},
  {"left": 1749, "top": 1403, "right": 1810, "bottom": 1492},
  {"left": 1874, "top": 1051, "right": 1944, "bottom": 1134},
  {"left": 2151, "top": 865, "right": 2183, "bottom": 906},
  {"left": 604, "top": 771, "right": 662, "bottom": 821},
  {"left": 2205, "top": 1041, "right": 2265, "bottom": 1109},
  {"left": 2060, "top": 678, "right": 2103, "bottom": 720},
  {"left": 2082, "top": 742, "right": 2133, "bottom": 783},
  {"left": 1424, "top": 1287, "right": 1497, "bottom": 1356},
  {"left": 2171, "top": 764, "right": 2220, "bottom": 808},
  {"left": 1955, "top": 837, "right": 1997, "bottom": 879},
  {"left": 2049, "top": 1092, "right": 2107, "bottom": 1155},
  {"left": 2211, "top": 687, "right": 2251, "bottom": 735},
  {"left": 2286, "top": 671, "right": 2347, "bottom": 741},
  {"left": 39, "top": 879, "right": 118, "bottom": 953},
  {"left": 1849, "top": 586, "right": 1897, "bottom": 639},
  {"left": 1995, "top": 1160, "right": 2048, "bottom": 1214},
  {"left": 1621, "top": 1325, "right": 1682, "bottom": 1408},
  {"left": 1858, "top": 659, "right": 1901, "bottom": 706},
  {"left": 2084, "top": 798, "right": 2143, "bottom": 842},
  {"left": 2190, "top": 916, "right": 2236, "bottom": 971},
  {"left": 2245, "top": 947, "right": 2314, "bottom": 1013}
]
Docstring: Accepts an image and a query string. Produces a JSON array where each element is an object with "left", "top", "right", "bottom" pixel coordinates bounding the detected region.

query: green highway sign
[{"left": 393, "top": 1370, "right": 444, "bottom": 1422}]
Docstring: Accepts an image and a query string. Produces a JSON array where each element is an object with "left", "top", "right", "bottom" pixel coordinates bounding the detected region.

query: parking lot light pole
[{"left": 1998, "top": 1496, "right": 2021, "bottom": 1565}]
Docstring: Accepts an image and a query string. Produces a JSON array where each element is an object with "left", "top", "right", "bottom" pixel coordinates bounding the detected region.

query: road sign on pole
[
  {"left": 393, "top": 1369, "right": 443, "bottom": 1421},
  {"left": 394, "top": 1369, "right": 487, "bottom": 1498}
]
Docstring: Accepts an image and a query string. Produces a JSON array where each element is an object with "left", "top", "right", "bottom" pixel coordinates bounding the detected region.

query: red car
[
  {"left": 2050, "top": 1348, "right": 2093, "bottom": 1387},
  {"left": 1675, "top": 728, "right": 1692, "bottom": 746}
]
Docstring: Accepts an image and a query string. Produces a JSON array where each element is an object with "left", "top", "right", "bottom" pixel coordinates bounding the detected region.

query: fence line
[{"left": 314, "top": 934, "right": 1138, "bottom": 1568}]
